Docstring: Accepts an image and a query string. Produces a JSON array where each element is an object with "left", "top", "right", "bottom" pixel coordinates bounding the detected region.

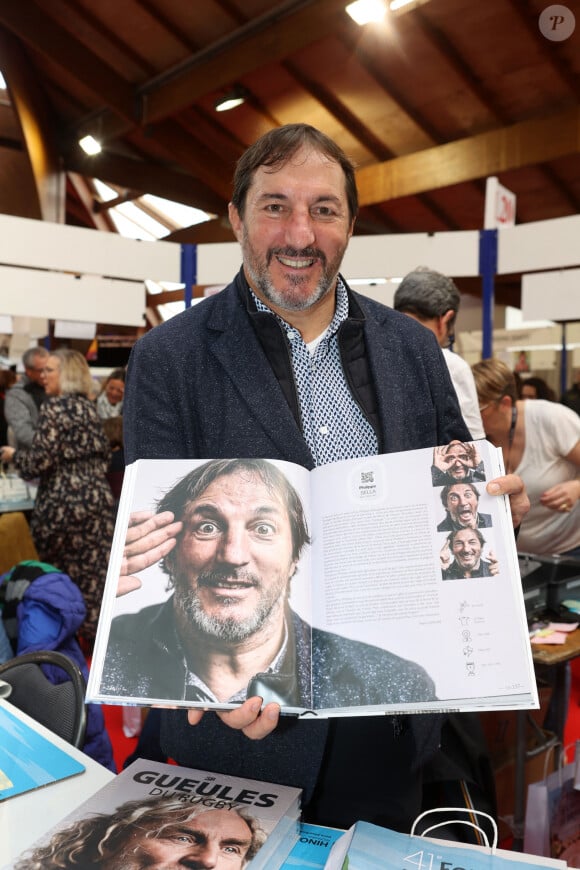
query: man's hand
[
  {"left": 118, "top": 510, "right": 183, "bottom": 596},
  {"left": 439, "top": 538, "right": 452, "bottom": 571},
  {"left": 486, "top": 474, "right": 530, "bottom": 529},
  {"left": 432, "top": 445, "right": 450, "bottom": 473},
  {"left": 486, "top": 549, "right": 499, "bottom": 576},
  {"left": 187, "top": 697, "right": 281, "bottom": 740},
  {"left": 465, "top": 442, "right": 481, "bottom": 470}
]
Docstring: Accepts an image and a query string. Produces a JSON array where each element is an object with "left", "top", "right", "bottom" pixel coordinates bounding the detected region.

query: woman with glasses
[{"left": 472, "top": 357, "right": 580, "bottom": 559}]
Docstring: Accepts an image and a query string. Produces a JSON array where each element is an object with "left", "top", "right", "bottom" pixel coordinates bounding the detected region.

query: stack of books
[
  {"left": 6, "top": 758, "right": 301, "bottom": 870},
  {"left": 324, "top": 820, "right": 567, "bottom": 870}
]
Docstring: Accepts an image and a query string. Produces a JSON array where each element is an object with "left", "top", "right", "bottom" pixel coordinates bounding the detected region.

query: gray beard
[
  {"left": 172, "top": 570, "right": 287, "bottom": 644},
  {"left": 246, "top": 246, "right": 336, "bottom": 313}
]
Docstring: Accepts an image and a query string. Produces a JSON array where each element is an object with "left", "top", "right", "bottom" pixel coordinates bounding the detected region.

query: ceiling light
[
  {"left": 214, "top": 87, "right": 247, "bottom": 113},
  {"left": 79, "top": 134, "right": 102, "bottom": 155},
  {"left": 345, "top": 0, "right": 386, "bottom": 25},
  {"left": 389, "top": 0, "right": 431, "bottom": 12}
]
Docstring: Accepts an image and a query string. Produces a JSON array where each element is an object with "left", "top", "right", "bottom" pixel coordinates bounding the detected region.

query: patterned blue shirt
[{"left": 251, "top": 279, "right": 378, "bottom": 466}]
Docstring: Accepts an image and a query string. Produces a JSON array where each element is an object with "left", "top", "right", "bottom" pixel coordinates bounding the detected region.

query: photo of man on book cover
[
  {"left": 13, "top": 795, "right": 265, "bottom": 870},
  {"left": 97, "top": 458, "right": 436, "bottom": 712},
  {"left": 8, "top": 758, "right": 302, "bottom": 870}
]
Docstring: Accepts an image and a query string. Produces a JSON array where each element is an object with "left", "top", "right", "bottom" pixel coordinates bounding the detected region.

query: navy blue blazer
[{"left": 125, "top": 270, "right": 469, "bottom": 466}]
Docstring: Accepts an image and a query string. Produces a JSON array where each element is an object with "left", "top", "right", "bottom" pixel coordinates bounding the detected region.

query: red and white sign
[{"left": 484, "top": 176, "right": 517, "bottom": 229}]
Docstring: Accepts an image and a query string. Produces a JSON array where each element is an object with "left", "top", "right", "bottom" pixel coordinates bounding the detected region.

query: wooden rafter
[{"left": 356, "top": 106, "right": 580, "bottom": 206}]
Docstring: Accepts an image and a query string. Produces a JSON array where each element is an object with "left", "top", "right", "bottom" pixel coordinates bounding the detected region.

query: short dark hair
[
  {"left": 440, "top": 482, "right": 480, "bottom": 509},
  {"left": 157, "top": 459, "right": 310, "bottom": 573},
  {"left": 393, "top": 267, "right": 460, "bottom": 321},
  {"left": 231, "top": 123, "right": 358, "bottom": 224},
  {"left": 447, "top": 527, "right": 485, "bottom": 548}
]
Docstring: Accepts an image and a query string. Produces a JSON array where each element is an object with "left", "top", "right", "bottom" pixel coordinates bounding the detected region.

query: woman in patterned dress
[{"left": 0, "top": 349, "right": 115, "bottom": 646}]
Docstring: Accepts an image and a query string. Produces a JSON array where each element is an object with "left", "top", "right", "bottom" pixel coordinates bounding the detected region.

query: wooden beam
[
  {"left": 356, "top": 107, "right": 580, "bottom": 206},
  {"left": 64, "top": 148, "right": 227, "bottom": 216},
  {"left": 67, "top": 172, "right": 116, "bottom": 232},
  {"left": 141, "top": 0, "right": 352, "bottom": 124},
  {"left": 0, "top": 0, "right": 136, "bottom": 122},
  {"left": 147, "top": 286, "right": 206, "bottom": 305},
  {"left": 164, "top": 219, "right": 236, "bottom": 244},
  {"left": 0, "top": 27, "right": 65, "bottom": 222},
  {"left": 143, "top": 121, "right": 233, "bottom": 200}
]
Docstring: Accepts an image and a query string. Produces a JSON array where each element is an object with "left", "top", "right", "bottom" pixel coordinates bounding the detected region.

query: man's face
[
  {"left": 103, "top": 809, "right": 253, "bottom": 869},
  {"left": 451, "top": 529, "right": 482, "bottom": 573},
  {"left": 228, "top": 145, "right": 354, "bottom": 317},
  {"left": 172, "top": 470, "right": 298, "bottom": 644},
  {"left": 445, "top": 484, "right": 479, "bottom": 527},
  {"left": 444, "top": 443, "right": 471, "bottom": 480},
  {"left": 25, "top": 353, "right": 47, "bottom": 386}
]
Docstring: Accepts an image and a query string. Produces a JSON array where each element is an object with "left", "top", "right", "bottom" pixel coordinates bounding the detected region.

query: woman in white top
[
  {"left": 472, "top": 358, "right": 580, "bottom": 558},
  {"left": 96, "top": 368, "right": 125, "bottom": 419}
]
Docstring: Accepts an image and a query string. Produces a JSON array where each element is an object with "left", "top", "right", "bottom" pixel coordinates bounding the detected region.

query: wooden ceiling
[{"left": 0, "top": 0, "right": 579, "bottom": 308}]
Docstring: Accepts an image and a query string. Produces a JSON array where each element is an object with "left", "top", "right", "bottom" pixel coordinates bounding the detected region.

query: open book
[{"left": 87, "top": 442, "right": 538, "bottom": 716}]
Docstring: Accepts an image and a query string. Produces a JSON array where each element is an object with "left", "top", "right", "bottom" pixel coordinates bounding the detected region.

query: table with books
[
  {"left": 0, "top": 475, "right": 35, "bottom": 514},
  {"left": 0, "top": 698, "right": 115, "bottom": 865}
]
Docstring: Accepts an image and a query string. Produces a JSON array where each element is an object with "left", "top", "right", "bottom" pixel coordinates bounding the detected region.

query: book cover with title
[{"left": 6, "top": 758, "right": 301, "bottom": 870}]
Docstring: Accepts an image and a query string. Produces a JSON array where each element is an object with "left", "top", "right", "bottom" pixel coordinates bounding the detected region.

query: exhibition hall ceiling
[{"left": 0, "top": 0, "right": 578, "bottom": 307}]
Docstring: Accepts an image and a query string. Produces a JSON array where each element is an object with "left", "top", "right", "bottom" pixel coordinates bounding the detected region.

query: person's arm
[
  {"left": 6, "top": 403, "right": 58, "bottom": 479},
  {"left": 539, "top": 440, "right": 580, "bottom": 513},
  {"left": 4, "top": 388, "right": 36, "bottom": 449}
]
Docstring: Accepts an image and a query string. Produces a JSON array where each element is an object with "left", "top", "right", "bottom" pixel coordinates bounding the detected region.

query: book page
[
  {"left": 88, "top": 458, "right": 314, "bottom": 711},
  {"left": 309, "top": 440, "right": 537, "bottom": 714}
]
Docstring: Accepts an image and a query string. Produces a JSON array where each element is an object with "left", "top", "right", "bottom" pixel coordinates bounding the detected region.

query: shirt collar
[
  {"left": 183, "top": 620, "right": 290, "bottom": 704},
  {"left": 249, "top": 277, "right": 350, "bottom": 342}
]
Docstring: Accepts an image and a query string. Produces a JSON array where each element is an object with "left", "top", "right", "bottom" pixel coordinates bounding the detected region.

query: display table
[
  {"left": 0, "top": 699, "right": 115, "bottom": 865},
  {"left": 512, "top": 627, "right": 580, "bottom": 850}
]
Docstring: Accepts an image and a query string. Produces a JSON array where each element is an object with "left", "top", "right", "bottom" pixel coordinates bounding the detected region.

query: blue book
[
  {"left": 326, "top": 821, "right": 566, "bottom": 870},
  {"left": 280, "top": 823, "right": 343, "bottom": 868},
  {"left": 0, "top": 704, "right": 85, "bottom": 801}
]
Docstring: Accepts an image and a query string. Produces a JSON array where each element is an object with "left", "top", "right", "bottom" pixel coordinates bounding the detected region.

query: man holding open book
[{"left": 121, "top": 124, "right": 529, "bottom": 832}]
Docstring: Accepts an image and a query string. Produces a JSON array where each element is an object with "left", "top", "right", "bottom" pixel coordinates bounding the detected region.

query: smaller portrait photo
[
  {"left": 431, "top": 440, "right": 487, "bottom": 487},
  {"left": 436, "top": 481, "right": 493, "bottom": 533},
  {"left": 439, "top": 527, "right": 499, "bottom": 581}
]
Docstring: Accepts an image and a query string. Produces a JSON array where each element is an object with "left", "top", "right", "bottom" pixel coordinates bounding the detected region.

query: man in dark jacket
[
  {"left": 4, "top": 347, "right": 48, "bottom": 449},
  {"left": 121, "top": 124, "right": 529, "bottom": 831}
]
